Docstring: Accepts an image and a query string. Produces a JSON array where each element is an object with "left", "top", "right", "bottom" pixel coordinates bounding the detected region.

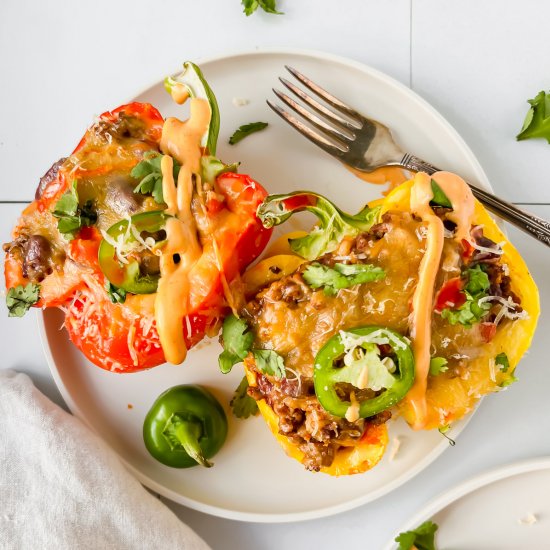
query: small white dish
[{"left": 386, "top": 457, "right": 550, "bottom": 549}]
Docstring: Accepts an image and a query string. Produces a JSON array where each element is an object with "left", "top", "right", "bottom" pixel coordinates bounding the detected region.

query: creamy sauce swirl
[
  {"left": 154, "top": 98, "right": 210, "bottom": 364},
  {"left": 406, "top": 171, "right": 475, "bottom": 429}
]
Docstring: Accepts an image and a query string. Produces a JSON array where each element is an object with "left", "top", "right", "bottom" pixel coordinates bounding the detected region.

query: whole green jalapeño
[
  {"left": 98, "top": 211, "right": 167, "bottom": 295},
  {"left": 143, "top": 385, "right": 228, "bottom": 468},
  {"left": 313, "top": 326, "right": 415, "bottom": 419}
]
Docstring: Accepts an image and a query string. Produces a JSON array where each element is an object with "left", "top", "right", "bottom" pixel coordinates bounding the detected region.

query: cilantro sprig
[
  {"left": 495, "top": 352, "right": 510, "bottom": 373},
  {"left": 6, "top": 283, "right": 40, "bottom": 317},
  {"left": 429, "top": 357, "right": 448, "bottom": 376},
  {"left": 229, "top": 122, "right": 268, "bottom": 145},
  {"left": 303, "top": 262, "right": 385, "bottom": 296},
  {"left": 496, "top": 352, "right": 518, "bottom": 388},
  {"left": 517, "top": 90, "right": 550, "bottom": 143},
  {"left": 241, "top": 0, "right": 282, "bottom": 16},
  {"left": 441, "top": 265, "right": 491, "bottom": 327},
  {"left": 52, "top": 181, "right": 97, "bottom": 240},
  {"left": 230, "top": 376, "right": 259, "bottom": 419},
  {"left": 218, "top": 315, "right": 254, "bottom": 374},
  {"left": 131, "top": 151, "right": 180, "bottom": 204},
  {"left": 218, "top": 314, "right": 286, "bottom": 378},
  {"left": 395, "top": 520, "right": 438, "bottom": 550}
]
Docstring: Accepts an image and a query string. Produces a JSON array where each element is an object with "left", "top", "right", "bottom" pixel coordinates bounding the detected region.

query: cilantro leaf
[
  {"left": 52, "top": 181, "right": 97, "bottom": 239},
  {"left": 464, "top": 265, "right": 490, "bottom": 295},
  {"left": 230, "top": 376, "right": 259, "bottom": 419},
  {"left": 6, "top": 283, "right": 40, "bottom": 317},
  {"left": 517, "top": 90, "right": 550, "bottom": 143},
  {"left": 303, "top": 262, "right": 385, "bottom": 296},
  {"left": 441, "top": 293, "right": 491, "bottom": 326},
  {"left": 495, "top": 352, "right": 510, "bottom": 373},
  {"left": 496, "top": 352, "right": 517, "bottom": 388},
  {"left": 395, "top": 520, "right": 438, "bottom": 550},
  {"left": 131, "top": 151, "right": 180, "bottom": 204},
  {"left": 229, "top": 122, "right": 268, "bottom": 145},
  {"left": 441, "top": 265, "right": 491, "bottom": 327},
  {"left": 500, "top": 374, "right": 519, "bottom": 388},
  {"left": 252, "top": 349, "right": 286, "bottom": 378},
  {"left": 429, "top": 357, "right": 449, "bottom": 376},
  {"left": 105, "top": 282, "right": 127, "bottom": 304},
  {"left": 218, "top": 314, "right": 254, "bottom": 374},
  {"left": 430, "top": 179, "right": 452, "bottom": 209},
  {"left": 241, "top": 0, "right": 283, "bottom": 16},
  {"left": 258, "top": 191, "right": 381, "bottom": 260}
]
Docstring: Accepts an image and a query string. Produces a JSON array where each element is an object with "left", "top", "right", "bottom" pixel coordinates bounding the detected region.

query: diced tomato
[
  {"left": 434, "top": 277, "right": 466, "bottom": 313},
  {"left": 461, "top": 238, "right": 475, "bottom": 262},
  {"left": 479, "top": 322, "right": 497, "bottom": 343}
]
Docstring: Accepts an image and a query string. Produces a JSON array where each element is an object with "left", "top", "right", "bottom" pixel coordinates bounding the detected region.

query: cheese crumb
[
  {"left": 518, "top": 513, "right": 537, "bottom": 526},
  {"left": 389, "top": 436, "right": 401, "bottom": 461},
  {"left": 232, "top": 97, "right": 250, "bottom": 107}
]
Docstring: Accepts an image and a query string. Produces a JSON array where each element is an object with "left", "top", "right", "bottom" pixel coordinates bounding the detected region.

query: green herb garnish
[
  {"left": 252, "top": 349, "right": 286, "bottom": 379},
  {"left": 303, "top": 262, "right": 385, "bottom": 296},
  {"left": 218, "top": 314, "right": 254, "bottom": 374},
  {"left": 6, "top": 283, "right": 40, "bottom": 317},
  {"left": 229, "top": 122, "right": 269, "bottom": 145},
  {"left": 429, "top": 357, "right": 449, "bottom": 376},
  {"left": 517, "top": 90, "right": 550, "bottom": 143},
  {"left": 441, "top": 265, "right": 491, "bottom": 327},
  {"left": 218, "top": 314, "right": 286, "bottom": 378},
  {"left": 230, "top": 376, "right": 259, "bottom": 419},
  {"left": 52, "top": 180, "right": 97, "bottom": 239},
  {"left": 495, "top": 352, "right": 510, "bottom": 372},
  {"left": 241, "top": 0, "right": 283, "bottom": 16},
  {"left": 395, "top": 520, "right": 438, "bottom": 550},
  {"left": 132, "top": 151, "right": 180, "bottom": 204}
]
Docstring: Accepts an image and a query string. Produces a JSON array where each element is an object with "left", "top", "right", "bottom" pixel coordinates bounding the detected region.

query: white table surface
[{"left": 1, "top": 1, "right": 549, "bottom": 549}]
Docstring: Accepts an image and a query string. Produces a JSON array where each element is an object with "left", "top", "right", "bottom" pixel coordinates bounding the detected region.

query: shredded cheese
[{"left": 339, "top": 328, "right": 407, "bottom": 352}]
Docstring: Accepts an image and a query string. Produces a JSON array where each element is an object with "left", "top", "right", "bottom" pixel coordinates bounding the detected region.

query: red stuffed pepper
[{"left": 3, "top": 62, "right": 272, "bottom": 372}]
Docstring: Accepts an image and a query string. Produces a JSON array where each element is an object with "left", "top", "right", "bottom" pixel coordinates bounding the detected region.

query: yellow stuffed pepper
[{"left": 220, "top": 171, "right": 539, "bottom": 475}]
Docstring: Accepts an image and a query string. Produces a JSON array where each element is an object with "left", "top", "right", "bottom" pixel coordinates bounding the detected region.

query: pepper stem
[{"left": 168, "top": 414, "right": 213, "bottom": 468}]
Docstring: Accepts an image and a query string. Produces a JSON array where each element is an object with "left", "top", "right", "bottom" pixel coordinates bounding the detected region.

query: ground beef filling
[{"left": 247, "top": 368, "right": 391, "bottom": 471}]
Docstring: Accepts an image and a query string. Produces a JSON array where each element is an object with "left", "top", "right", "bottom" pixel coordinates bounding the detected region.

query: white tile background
[{"left": 1, "top": 1, "right": 549, "bottom": 549}]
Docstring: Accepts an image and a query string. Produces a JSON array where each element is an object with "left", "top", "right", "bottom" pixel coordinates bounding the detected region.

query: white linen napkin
[{"left": 0, "top": 370, "right": 210, "bottom": 550}]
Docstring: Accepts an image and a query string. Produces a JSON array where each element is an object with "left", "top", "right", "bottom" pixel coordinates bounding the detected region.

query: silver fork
[{"left": 267, "top": 66, "right": 550, "bottom": 248}]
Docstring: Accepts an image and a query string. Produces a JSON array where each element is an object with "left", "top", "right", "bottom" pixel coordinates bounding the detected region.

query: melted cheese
[
  {"left": 406, "top": 171, "right": 475, "bottom": 429},
  {"left": 154, "top": 98, "right": 210, "bottom": 364}
]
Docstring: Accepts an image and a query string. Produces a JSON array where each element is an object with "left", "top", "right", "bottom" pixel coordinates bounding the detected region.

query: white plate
[
  {"left": 39, "top": 48, "right": 492, "bottom": 522},
  {"left": 386, "top": 457, "right": 550, "bottom": 550}
]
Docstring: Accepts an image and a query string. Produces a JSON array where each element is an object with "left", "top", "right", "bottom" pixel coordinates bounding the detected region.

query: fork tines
[{"left": 268, "top": 66, "right": 363, "bottom": 156}]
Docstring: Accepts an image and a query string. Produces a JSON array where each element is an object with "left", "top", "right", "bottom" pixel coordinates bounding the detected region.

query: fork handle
[{"left": 401, "top": 153, "right": 550, "bottom": 248}]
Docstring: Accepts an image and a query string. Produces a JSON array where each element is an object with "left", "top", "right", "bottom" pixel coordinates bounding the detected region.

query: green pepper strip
[
  {"left": 143, "top": 385, "right": 228, "bottom": 469},
  {"left": 98, "top": 211, "right": 167, "bottom": 295},
  {"left": 164, "top": 61, "right": 220, "bottom": 155},
  {"left": 313, "top": 326, "right": 415, "bottom": 419}
]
